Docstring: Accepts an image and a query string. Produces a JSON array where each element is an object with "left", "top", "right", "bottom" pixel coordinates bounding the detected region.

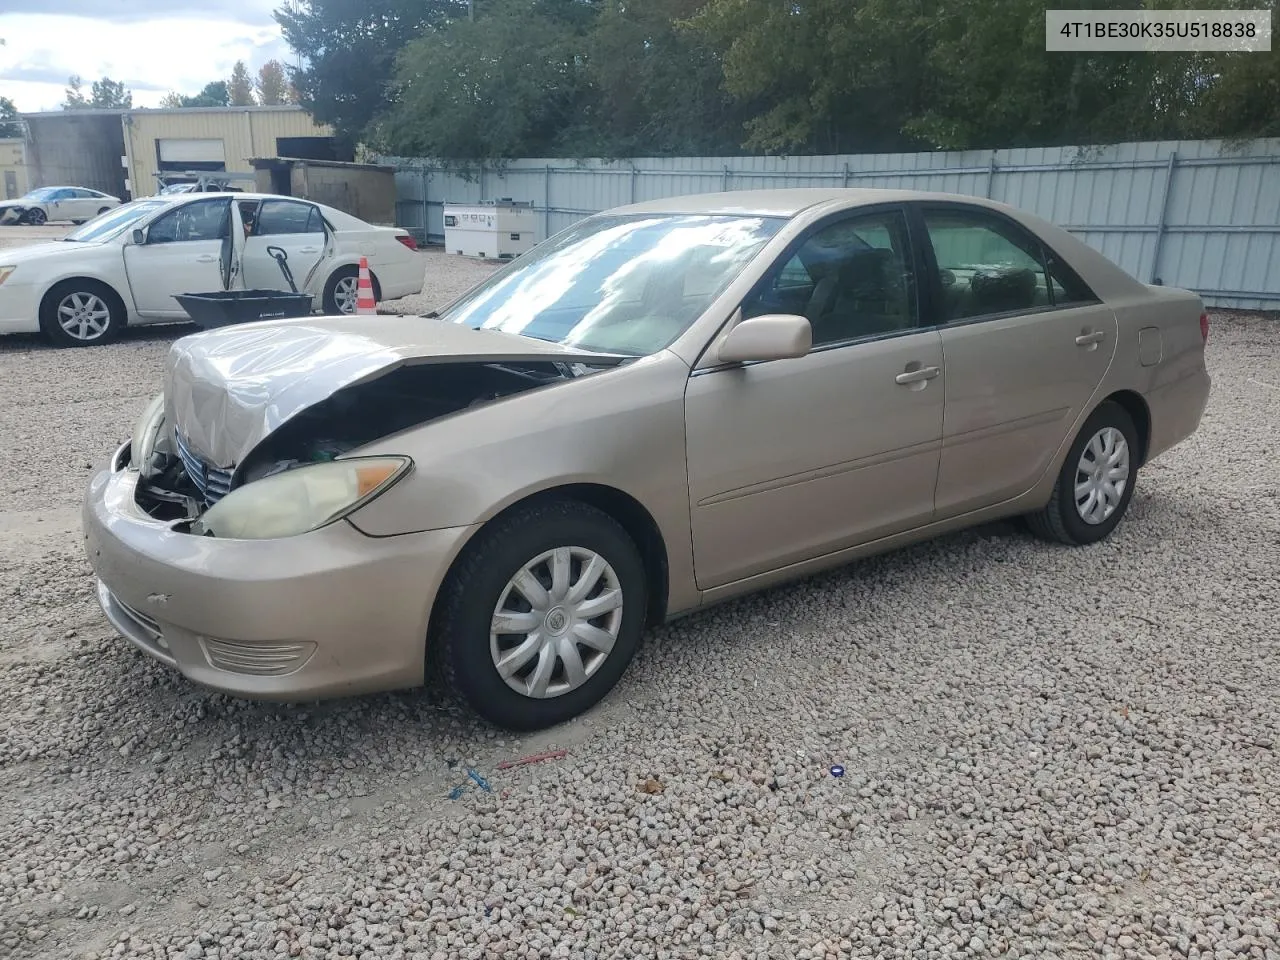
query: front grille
[{"left": 174, "top": 432, "right": 234, "bottom": 504}]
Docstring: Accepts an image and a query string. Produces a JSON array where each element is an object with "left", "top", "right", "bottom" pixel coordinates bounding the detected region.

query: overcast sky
[{"left": 0, "top": 0, "right": 295, "bottom": 111}]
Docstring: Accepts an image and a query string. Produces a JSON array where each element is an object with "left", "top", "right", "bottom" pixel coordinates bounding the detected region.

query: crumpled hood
[{"left": 164, "top": 313, "right": 624, "bottom": 468}]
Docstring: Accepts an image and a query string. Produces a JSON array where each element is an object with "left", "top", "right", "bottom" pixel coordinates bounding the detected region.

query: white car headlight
[
  {"left": 130, "top": 394, "right": 166, "bottom": 477},
  {"left": 189, "top": 456, "right": 412, "bottom": 540}
]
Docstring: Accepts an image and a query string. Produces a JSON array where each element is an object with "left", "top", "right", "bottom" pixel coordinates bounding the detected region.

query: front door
[
  {"left": 684, "top": 206, "right": 946, "bottom": 590},
  {"left": 913, "top": 203, "right": 1118, "bottom": 517},
  {"left": 123, "top": 197, "right": 236, "bottom": 317},
  {"left": 241, "top": 198, "right": 327, "bottom": 293}
]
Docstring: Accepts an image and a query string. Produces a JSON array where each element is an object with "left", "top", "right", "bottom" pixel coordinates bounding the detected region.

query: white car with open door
[
  {"left": 0, "top": 186, "right": 122, "bottom": 225},
  {"left": 0, "top": 192, "right": 424, "bottom": 346}
]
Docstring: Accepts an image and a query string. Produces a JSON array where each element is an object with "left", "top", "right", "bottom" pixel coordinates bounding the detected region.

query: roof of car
[{"left": 608, "top": 188, "right": 1010, "bottom": 218}]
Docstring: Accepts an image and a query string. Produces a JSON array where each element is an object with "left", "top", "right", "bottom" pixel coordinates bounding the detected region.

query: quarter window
[
  {"left": 743, "top": 209, "right": 918, "bottom": 346},
  {"left": 921, "top": 208, "right": 1097, "bottom": 322}
]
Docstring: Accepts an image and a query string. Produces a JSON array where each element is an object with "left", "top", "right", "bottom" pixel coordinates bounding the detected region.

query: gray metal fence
[{"left": 384, "top": 138, "right": 1280, "bottom": 310}]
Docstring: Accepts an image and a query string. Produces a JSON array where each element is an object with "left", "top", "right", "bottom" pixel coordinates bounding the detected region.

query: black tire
[
  {"left": 322, "top": 265, "right": 381, "bottom": 315},
  {"left": 97, "top": 207, "right": 111, "bottom": 216},
  {"left": 23, "top": 207, "right": 47, "bottom": 226},
  {"left": 433, "top": 499, "right": 648, "bottom": 731},
  {"left": 38, "top": 279, "right": 126, "bottom": 348},
  {"left": 71, "top": 220, "right": 85, "bottom": 225},
  {"left": 1026, "top": 400, "right": 1139, "bottom": 546}
]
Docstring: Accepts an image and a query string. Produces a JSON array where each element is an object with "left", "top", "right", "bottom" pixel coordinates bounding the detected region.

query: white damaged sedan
[{"left": 0, "top": 192, "right": 424, "bottom": 346}]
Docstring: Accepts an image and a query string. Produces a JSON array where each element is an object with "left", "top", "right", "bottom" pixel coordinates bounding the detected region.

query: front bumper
[
  {"left": 83, "top": 443, "right": 477, "bottom": 700},
  {"left": 0, "top": 281, "right": 42, "bottom": 335}
]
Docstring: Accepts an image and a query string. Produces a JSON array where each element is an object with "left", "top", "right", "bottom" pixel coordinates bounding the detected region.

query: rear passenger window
[
  {"left": 256, "top": 200, "right": 321, "bottom": 235},
  {"left": 922, "top": 209, "right": 1098, "bottom": 321}
]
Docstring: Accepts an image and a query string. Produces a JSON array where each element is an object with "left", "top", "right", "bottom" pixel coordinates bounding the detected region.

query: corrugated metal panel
[
  {"left": 386, "top": 139, "right": 1280, "bottom": 308},
  {"left": 125, "top": 107, "right": 332, "bottom": 197}
]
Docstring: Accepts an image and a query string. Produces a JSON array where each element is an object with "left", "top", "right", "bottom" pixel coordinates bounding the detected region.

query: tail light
[
  {"left": 395, "top": 234, "right": 418, "bottom": 251},
  {"left": 1199, "top": 312, "right": 1209, "bottom": 344}
]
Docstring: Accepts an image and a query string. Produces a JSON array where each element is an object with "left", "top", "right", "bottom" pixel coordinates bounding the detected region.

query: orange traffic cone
[{"left": 355, "top": 257, "right": 376, "bottom": 315}]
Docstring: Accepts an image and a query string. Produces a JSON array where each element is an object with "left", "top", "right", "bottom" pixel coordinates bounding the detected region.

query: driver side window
[
  {"left": 146, "top": 199, "right": 230, "bottom": 245},
  {"left": 743, "top": 208, "right": 918, "bottom": 347}
]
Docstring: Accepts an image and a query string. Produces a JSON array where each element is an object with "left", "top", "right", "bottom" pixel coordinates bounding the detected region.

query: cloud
[
  {"left": 0, "top": 0, "right": 279, "bottom": 26},
  {"left": 0, "top": 11, "right": 298, "bottom": 110}
]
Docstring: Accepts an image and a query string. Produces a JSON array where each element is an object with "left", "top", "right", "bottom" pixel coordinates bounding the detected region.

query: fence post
[
  {"left": 843, "top": 162, "right": 850, "bottom": 188},
  {"left": 478, "top": 161, "right": 485, "bottom": 202},
  {"left": 1150, "top": 151, "right": 1178, "bottom": 284},
  {"left": 984, "top": 155, "right": 997, "bottom": 198},
  {"left": 723, "top": 165, "right": 731, "bottom": 191},
  {"left": 420, "top": 166, "right": 428, "bottom": 241},
  {"left": 630, "top": 164, "right": 638, "bottom": 203},
  {"left": 544, "top": 165, "right": 552, "bottom": 238}
]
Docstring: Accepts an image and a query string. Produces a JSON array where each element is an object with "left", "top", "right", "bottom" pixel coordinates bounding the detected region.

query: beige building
[
  {"left": 122, "top": 105, "right": 338, "bottom": 197},
  {"left": 0, "top": 138, "right": 32, "bottom": 199}
]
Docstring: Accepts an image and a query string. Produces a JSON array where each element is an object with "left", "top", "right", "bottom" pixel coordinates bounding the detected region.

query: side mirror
[
  {"left": 131, "top": 228, "right": 145, "bottom": 245},
  {"left": 714, "top": 313, "right": 812, "bottom": 365}
]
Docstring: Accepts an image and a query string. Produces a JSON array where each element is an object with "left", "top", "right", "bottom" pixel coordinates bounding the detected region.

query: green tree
[
  {"left": 276, "top": 0, "right": 466, "bottom": 149},
  {"left": 229, "top": 60, "right": 256, "bottom": 106},
  {"left": 62, "top": 75, "right": 89, "bottom": 109},
  {"left": 583, "top": 0, "right": 743, "bottom": 155},
  {"left": 0, "top": 95, "right": 22, "bottom": 138},
  {"left": 179, "top": 81, "right": 232, "bottom": 108},
  {"left": 90, "top": 76, "right": 133, "bottom": 109},
  {"left": 375, "top": 0, "right": 595, "bottom": 159},
  {"left": 159, "top": 91, "right": 185, "bottom": 108},
  {"left": 256, "top": 60, "right": 293, "bottom": 105}
]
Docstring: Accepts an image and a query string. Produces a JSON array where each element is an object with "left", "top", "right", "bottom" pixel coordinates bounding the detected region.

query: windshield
[
  {"left": 439, "top": 213, "right": 784, "bottom": 356},
  {"left": 62, "top": 200, "right": 168, "bottom": 243},
  {"left": 23, "top": 187, "right": 61, "bottom": 202}
]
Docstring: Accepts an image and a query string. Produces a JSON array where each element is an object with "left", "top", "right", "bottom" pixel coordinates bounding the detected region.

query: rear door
[
  {"left": 241, "top": 199, "right": 326, "bottom": 293},
  {"left": 912, "top": 202, "right": 1117, "bottom": 517},
  {"left": 123, "top": 197, "right": 233, "bottom": 317}
]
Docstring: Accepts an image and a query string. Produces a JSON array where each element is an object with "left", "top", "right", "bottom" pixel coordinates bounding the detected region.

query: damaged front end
[
  {"left": 0, "top": 206, "right": 28, "bottom": 226},
  {"left": 129, "top": 317, "right": 627, "bottom": 532}
]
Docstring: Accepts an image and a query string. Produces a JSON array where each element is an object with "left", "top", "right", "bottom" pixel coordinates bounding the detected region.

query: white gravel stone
[{"left": 0, "top": 247, "right": 1278, "bottom": 960}]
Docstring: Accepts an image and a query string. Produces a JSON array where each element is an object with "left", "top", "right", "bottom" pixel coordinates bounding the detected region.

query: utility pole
[{"left": 468, "top": 0, "right": 474, "bottom": 20}]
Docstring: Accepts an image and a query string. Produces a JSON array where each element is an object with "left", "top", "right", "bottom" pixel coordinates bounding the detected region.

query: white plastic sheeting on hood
[{"left": 163, "top": 314, "right": 625, "bottom": 469}]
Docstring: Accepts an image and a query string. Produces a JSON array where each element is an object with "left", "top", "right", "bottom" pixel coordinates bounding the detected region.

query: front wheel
[
  {"left": 23, "top": 207, "right": 47, "bottom": 226},
  {"left": 39, "top": 280, "right": 125, "bottom": 347},
  {"left": 433, "top": 499, "right": 648, "bottom": 730},
  {"left": 1026, "top": 400, "right": 1139, "bottom": 545}
]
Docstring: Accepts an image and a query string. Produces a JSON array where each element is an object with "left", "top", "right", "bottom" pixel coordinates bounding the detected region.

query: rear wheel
[
  {"left": 23, "top": 207, "right": 47, "bottom": 226},
  {"left": 433, "top": 499, "right": 648, "bottom": 730},
  {"left": 1026, "top": 401, "right": 1138, "bottom": 545},
  {"left": 322, "top": 265, "right": 381, "bottom": 315},
  {"left": 97, "top": 206, "right": 111, "bottom": 216},
  {"left": 39, "top": 280, "right": 125, "bottom": 347}
]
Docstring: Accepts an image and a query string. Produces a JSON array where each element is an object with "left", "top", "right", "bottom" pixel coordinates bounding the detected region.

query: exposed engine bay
[{"left": 133, "top": 359, "right": 608, "bottom": 523}]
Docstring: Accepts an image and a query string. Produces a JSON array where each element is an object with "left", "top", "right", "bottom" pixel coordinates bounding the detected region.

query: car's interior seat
[{"left": 811, "top": 248, "right": 910, "bottom": 342}]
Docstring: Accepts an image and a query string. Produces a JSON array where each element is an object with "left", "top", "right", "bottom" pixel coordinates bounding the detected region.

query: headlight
[
  {"left": 129, "top": 394, "right": 165, "bottom": 477},
  {"left": 0, "top": 266, "right": 16, "bottom": 287},
  {"left": 189, "top": 456, "right": 412, "bottom": 540}
]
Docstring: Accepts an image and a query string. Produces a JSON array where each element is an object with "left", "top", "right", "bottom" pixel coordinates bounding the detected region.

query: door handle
[
  {"left": 895, "top": 365, "right": 941, "bottom": 386},
  {"left": 1075, "top": 330, "right": 1105, "bottom": 347},
  {"left": 196, "top": 255, "right": 217, "bottom": 263},
  {"left": 298, "top": 247, "right": 319, "bottom": 254}
]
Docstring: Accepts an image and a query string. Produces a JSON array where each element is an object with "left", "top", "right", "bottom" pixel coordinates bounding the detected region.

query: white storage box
[{"left": 443, "top": 201, "right": 538, "bottom": 260}]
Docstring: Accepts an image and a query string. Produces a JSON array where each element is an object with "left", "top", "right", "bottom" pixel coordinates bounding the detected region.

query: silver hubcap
[
  {"left": 490, "top": 546, "right": 624, "bottom": 699},
  {"left": 1074, "top": 426, "right": 1130, "bottom": 525},
  {"left": 57, "top": 292, "right": 112, "bottom": 340},
  {"left": 333, "top": 277, "right": 357, "bottom": 313}
]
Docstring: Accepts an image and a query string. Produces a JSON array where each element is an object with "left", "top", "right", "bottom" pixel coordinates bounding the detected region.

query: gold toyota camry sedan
[{"left": 84, "top": 189, "right": 1211, "bottom": 729}]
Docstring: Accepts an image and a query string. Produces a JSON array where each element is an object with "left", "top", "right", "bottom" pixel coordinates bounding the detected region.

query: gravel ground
[{"left": 0, "top": 230, "right": 1278, "bottom": 960}]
